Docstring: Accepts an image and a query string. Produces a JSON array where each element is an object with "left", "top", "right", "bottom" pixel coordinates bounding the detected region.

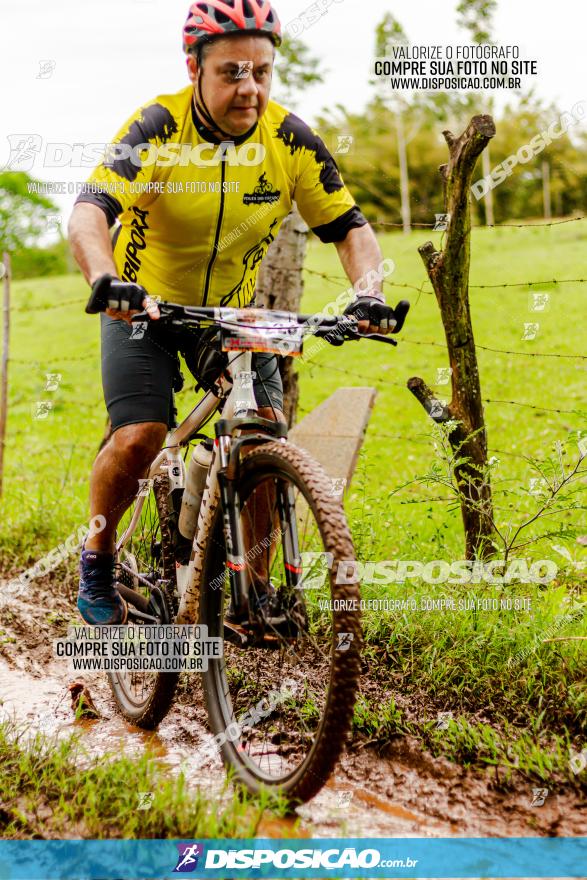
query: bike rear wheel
[
  {"left": 199, "top": 441, "right": 362, "bottom": 805},
  {"left": 108, "top": 474, "right": 180, "bottom": 729}
]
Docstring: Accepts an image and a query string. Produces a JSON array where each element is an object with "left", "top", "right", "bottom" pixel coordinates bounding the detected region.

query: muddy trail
[{"left": 0, "top": 567, "right": 585, "bottom": 840}]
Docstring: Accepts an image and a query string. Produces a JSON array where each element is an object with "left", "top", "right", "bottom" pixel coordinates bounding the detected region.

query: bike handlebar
[
  {"left": 143, "top": 302, "right": 410, "bottom": 347},
  {"left": 87, "top": 294, "right": 410, "bottom": 347}
]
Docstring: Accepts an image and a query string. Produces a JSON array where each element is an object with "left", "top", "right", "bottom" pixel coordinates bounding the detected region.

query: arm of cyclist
[
  {"left": 68, "top": 203, "right": 160, "bottom": 323},
  {"left": 334, "top": 224, "right": 397, "bottom": 335}
]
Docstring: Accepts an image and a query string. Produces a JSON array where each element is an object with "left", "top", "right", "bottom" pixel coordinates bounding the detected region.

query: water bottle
[{"left": 178, "top": 441, "right": 213, "bottom": 540}]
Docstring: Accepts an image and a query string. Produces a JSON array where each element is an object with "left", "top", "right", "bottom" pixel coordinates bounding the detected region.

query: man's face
[{"left": 188, "top": 35, "right": 274, "bottom": 136}]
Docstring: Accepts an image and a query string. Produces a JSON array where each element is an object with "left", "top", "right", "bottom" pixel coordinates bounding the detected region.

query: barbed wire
[
  {"left": 302, "top": 266, "right": 429, "bottom": 296},
  {"left": 300, "top": 359, "right": 406, "bottom": 389},
  {"left": 402, "top": 339, "right": 587, "bottom": 360},
  {"left": 372, "top": 215, "right": 586, "bottom": 229},
  {"left": 469, "top": 279, "right": 586, "bottom": 289},
  {"left": 9, "top": 297, "right": 85, "bottom": 314},
  {"left": 484, "top": 398, "right": 586, "bottom": 416},
  {"left": 5, "top": 264, "right": 584, "bottom": 321},
  {"left": 9, "top": 353, "right": 99, "bottom": 365},
  {"left": 302, "top": 265, "right": 586, "bottom": 292},
  {"left": 298, "top": 359, "right": 586, "bottom": 420}
]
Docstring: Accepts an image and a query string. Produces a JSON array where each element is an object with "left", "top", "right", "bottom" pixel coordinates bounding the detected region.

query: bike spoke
[
  {"left": 114, "top": 481, "right": 170, "bottom": 707},
  {"left": 211, "top": 470, "right": 338, "bottom": 783}
]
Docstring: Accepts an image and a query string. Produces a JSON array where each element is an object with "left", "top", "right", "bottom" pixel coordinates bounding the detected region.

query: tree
[
  {"left": 0, "top": 172, "right": 59, "bottom": 252},
  {"left": 456, "top": 0, "right": 499, "bottom": 225},
  {"left": 256, "top": 34, "right": 325, "bottom": 424},
  {"left": 372, "top": 14, "right": 413, "bottom": 233},
  {"left": 273, "top": 35, "right": 324, "bottom": 111},
  {"left": 455, "top": 0, "right": 498, "bottom": 43}
]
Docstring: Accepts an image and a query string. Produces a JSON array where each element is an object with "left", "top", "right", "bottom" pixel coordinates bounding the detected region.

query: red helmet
[{"left": 183, "top": 0, "right": 282, "bottom": 54}]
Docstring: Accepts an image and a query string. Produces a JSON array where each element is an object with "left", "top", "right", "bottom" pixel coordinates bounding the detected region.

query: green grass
[
  {"left": 1, "top": 223, "right": 585, "bottom": 558},
  {"left": 0, "top": 721, "right": 287, "bottom": 839},
  {"left": 299, "top": 221, "right": 586, "bottom": 524},
  {"left": 357, "top": 579, "right": 586, "bottom": 730},
  {"left": 1, "top": 222, "right": 586, "bottom": 788},
  {"left": 351, "top": 694, "right": 584, "bottom": 789}
]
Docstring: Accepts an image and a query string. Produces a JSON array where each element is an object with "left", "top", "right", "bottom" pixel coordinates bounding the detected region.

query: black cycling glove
[
  {"left": 343, "top": 296, "right": 400, "bottom": 332},
  {"left": 85, "top": 273, "right": 149, "bottom": 314}
]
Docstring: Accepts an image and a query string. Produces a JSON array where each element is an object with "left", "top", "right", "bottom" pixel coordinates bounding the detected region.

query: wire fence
[
  {"left": 371, "top": 215, "right": 586, "bottom": 229},
  {"left": 302, "top": 265, "right": 587, "bottom": 293},
  {"left": 0, "top": 214, "right": 585, "bottom": 482},
  {"left": 298, "top": 360, "right": 586, "bottom": 419}
]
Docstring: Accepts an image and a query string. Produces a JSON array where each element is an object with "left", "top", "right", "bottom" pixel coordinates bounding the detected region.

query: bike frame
[{"left": 116, "top": 348, "right": 295, "bottom": 626}]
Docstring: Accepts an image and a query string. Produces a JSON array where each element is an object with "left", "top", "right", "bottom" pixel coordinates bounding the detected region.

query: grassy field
[
  {"left": 0, "top": 720, "right": 286, "bottom": 839},
  {"left": 2, "top": 222, "right": 585, "bottom": 556},
  {"left": 1, "top": 221, "right": 586, "bottom": 792}
]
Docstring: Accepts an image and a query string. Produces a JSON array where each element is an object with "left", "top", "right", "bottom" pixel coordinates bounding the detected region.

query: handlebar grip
[{"left": 392, "top": 300, "right": 410, "bottom": 334}]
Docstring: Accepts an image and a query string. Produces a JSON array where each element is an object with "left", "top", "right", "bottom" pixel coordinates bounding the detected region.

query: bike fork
[
  {"left": 216, "top": 435, "right": 250, "bottom": 620},
  {"left": 277, "top": 481, "right": 303, "bottom": 590}
]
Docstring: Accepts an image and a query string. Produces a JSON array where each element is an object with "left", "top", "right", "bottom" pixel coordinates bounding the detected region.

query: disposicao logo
[{"left": 173, "top": 842, "right": 204, "bottom": 873}]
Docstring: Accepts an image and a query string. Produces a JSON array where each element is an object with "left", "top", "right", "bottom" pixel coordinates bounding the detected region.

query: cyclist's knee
[
  {"left": 111, "top": 422, "right": 167, "bottom": 465},
  {"left": 257, "top": 406, "right": 286, "bottom": 424}
]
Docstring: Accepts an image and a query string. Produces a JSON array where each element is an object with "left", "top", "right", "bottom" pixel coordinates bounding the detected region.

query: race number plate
[{"left": 220, "top": 309, "right": 304, "bottom": 356}]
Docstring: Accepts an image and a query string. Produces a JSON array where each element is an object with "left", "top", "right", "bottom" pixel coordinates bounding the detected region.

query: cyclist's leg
[
  {"left": 86, "top": 423, "right": 168, "bottom": 552},
  {"left": 85, "top": 314, "right": 178, "bottom": 552}
]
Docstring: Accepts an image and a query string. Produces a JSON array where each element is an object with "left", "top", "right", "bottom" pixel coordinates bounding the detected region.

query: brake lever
[
  {"left": 130, "top": 306, "right": 176, "bottom": 325},
  {"left": 130, "top": 310, "right": 149, "bottom": 322},
  {"left": 346, "top": 329, "right": 398, "bottom": 346},
  {"left": 341, "top": 317, "right": 398, "bottom": 346},
  {"left": 363, "top": 332, "right": 398, "bottom": 346}
]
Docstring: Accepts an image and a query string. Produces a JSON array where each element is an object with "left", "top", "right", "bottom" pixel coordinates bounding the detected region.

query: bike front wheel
[{"left": 199, "top": 441, "right": 362, "bottom": 805}]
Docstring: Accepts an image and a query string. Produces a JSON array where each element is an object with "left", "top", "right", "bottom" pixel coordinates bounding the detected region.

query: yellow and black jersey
[{"left": 75, "top": 84, "right": 367, "bottom": 307}]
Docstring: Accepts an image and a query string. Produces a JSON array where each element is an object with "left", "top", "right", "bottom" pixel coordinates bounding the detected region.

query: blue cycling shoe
[{"left": 77, "top": 548, "right": 128, "bottom": 625}]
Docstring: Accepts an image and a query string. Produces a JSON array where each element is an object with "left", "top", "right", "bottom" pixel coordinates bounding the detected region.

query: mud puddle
[
  {"left": 1, "top": 569, "right": 585, "bottom": 840},
  {"left": 0, "top": 659, "right": 455, "bottom": 838},
  {"left": 0, "top": 660, "right": 223, "bottom": 785}
]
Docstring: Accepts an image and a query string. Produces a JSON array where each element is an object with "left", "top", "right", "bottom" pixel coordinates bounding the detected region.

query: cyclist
[{"left": 68, "top": 0, "right": 400, "bottom": 626}]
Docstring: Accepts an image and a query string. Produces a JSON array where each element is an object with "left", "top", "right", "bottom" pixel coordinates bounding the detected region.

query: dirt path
[{"left": 1, "top": 571, "right": 585, "bottom": 839}]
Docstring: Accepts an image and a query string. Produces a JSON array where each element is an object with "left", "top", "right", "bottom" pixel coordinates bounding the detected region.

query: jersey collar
[{"left": 191, "top": 95, "right": 258, "bottom": 145}]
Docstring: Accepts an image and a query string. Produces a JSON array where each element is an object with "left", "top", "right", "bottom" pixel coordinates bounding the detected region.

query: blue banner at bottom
[{"left": 0, "top": 837, "right": 585, "bottom": 879}]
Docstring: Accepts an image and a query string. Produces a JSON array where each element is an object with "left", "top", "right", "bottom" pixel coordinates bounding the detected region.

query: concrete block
[{"left": 289, "top": 387, "right": 377, "bottom": 493}]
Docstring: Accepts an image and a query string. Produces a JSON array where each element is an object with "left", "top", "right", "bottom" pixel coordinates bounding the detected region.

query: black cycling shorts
[{"left": 100, "top": 314, "right": 283, "bottom": 433}]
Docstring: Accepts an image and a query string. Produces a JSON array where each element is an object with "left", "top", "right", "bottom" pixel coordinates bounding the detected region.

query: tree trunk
[
  {"left": 481, "top": 146, "right": 494, "bottom": 226},
  {"left": 396, "top": 112, "right": 411, "bottom": 234},
  {"left": 254, "top": 205, "right": 309, "bottom": 427},
  {"left": 542, "top": 160, "right": 552, "bottom": 221},
  {"left": 409, "top": 115, "right": 496, "bottom": 560}
]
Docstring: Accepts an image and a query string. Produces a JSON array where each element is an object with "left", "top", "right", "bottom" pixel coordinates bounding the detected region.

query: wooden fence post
[
  {"left": 0, "top": 253, "right": 11, "bottom": 499},
  {"left": 408, "top": 115, "right": 496, "bottom": 560}
]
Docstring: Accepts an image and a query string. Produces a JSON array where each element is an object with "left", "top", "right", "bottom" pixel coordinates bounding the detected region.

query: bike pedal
[
  {"left": 223, "top": 621, "right": 249, "bottom": 648},
  {"left": 126, "top": 606, "right": 159, "bottom": 624}
]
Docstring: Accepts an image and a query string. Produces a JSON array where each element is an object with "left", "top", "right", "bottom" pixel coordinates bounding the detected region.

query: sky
[{"left": 1, "top": 0, "right": 586, "bottom": 225}]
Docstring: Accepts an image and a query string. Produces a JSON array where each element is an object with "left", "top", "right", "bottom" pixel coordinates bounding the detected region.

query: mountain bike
[{"left": 93, "top": 299, "right": 409, "bottom": 804}]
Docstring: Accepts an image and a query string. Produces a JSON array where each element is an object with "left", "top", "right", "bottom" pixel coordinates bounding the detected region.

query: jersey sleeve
[
  {"left": 74, "top": 98, "right": 177, "bottom": 226},
  {"left": 292, "top": 126, "right": 368, "bottom": 243}
]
